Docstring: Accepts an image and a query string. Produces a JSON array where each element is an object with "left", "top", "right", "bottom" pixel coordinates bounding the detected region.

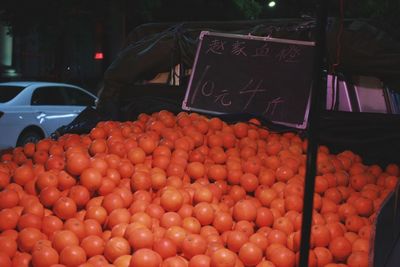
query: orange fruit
[
  {"left": 329, "top": 236, "right": 352, "bottom": 262},
  {"left": 347, "top": 251, "right": 369, "bottom": 267}
]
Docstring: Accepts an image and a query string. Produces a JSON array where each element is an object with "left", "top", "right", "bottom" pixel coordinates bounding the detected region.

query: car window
[
  {"left": 31, "top": 86, "right": 67, "bottom": 105},
  {"left": 0, "top": 86, "right": 25, "bottom": 103},
  {"left": 64, "top": 87, "right": 95, "bottom": 106}
]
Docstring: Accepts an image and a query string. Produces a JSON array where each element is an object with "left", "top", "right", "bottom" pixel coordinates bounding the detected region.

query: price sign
[{"left": 182, "top": 31, "right": 315, "bottom": 129}]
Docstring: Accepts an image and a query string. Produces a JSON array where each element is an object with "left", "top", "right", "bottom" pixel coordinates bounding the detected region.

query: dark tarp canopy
[
  {"left": 98, "top": 17, "right": 400, "bottom": 107},
  {"left": 60, "top": 18, "right": 400, "bottom": 166}
]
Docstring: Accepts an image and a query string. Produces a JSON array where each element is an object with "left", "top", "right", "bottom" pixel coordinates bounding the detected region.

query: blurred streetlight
[{"left": 268, "top": 1, "right": 276, "bottom": 8}]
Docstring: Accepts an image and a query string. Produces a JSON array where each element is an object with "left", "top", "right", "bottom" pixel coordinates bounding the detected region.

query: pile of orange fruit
[{"left": 0, "top": 110, "right": 398, "bottom": 267}]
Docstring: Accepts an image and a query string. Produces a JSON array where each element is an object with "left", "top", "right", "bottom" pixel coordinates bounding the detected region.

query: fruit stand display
[
  {"left": 0, "top": 109, "right": 398, "bottom": 267},
  {"left": 1, "top": 16, "right": 400, "bottom": 267}
]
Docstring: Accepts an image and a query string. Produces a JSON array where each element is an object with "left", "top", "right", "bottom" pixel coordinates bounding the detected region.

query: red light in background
[{"left": 94, "top": 52, "right": 104, "bottom": 60}]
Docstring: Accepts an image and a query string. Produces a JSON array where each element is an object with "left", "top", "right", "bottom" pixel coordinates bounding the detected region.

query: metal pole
[{"left": 299, "top": 0, "right": 328, "bottom": 266}]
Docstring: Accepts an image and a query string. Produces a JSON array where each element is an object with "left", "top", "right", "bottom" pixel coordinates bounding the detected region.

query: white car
[{"left": 0, "top": 81, "right": 98, "bottom": 149}]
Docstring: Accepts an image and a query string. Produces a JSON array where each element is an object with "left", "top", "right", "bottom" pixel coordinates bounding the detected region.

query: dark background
[{"left": 0, "top": 0, "right": 398, "bottom": 94}]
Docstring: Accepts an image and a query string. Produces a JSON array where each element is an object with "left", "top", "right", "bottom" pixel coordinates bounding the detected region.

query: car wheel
[{"left": 16, "top": 130, "right": 43, "bottom": 147}]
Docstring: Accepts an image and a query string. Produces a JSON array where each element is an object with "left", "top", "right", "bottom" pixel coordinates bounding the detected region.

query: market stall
[
  {"left": 99, "top": 17, "right": 400, "bottom": 266},
  {"left": 45, "top": 16, "right": 400, "bottom": 266}
]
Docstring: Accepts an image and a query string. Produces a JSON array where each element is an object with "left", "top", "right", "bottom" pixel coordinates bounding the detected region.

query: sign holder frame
[{"left": 182, "top": 30, "right": 315, "bottom": 129}]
